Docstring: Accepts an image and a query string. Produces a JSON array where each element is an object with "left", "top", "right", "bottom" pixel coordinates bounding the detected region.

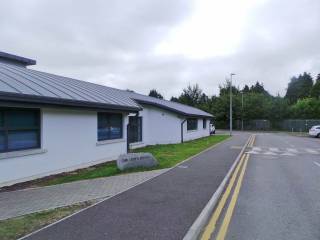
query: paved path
[
  {"left": 22, "top": 133, "right": 249, "bottom": 240},
  {"left": 206, "top": 133, "right": 320, "bottom": 240},
  {"left": 0, "top": 169, "right": 167, "bottom": 220}
]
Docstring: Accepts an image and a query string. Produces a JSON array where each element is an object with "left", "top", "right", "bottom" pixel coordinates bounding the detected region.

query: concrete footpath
[
  {"left": 0, "top": 169, "right": 167, "bottom": 220},
  {"left": 22, "top": 133, "right": 249, "bottom": 240}
]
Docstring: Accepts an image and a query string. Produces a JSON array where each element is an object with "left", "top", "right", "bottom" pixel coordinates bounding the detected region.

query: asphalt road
[
  {"left": 223, "top": 133, "right": 320, "bottom": 240},
  {"left": 22, "top": 133, "right": 249, "bottom": 240}
]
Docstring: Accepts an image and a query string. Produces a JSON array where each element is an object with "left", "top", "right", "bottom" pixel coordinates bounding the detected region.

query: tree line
[{"left": 148, "top": 72, "right": 320, "bottom": 128}]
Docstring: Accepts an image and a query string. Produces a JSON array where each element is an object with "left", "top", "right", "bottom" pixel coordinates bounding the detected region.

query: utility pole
[
  {"left": 241, "top": 91, "right": 244, "bottom": 131},
  {"left": 229, "top": 73, "right": 235, "bottom": 136}
]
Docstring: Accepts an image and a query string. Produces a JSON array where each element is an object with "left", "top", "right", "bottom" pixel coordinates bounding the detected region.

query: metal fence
[
  {"left": 280, "top": 119, "right": 320, "bottom": 132},
  {"left": 229, "top": 119, "right": 320, "bottom": 132}
]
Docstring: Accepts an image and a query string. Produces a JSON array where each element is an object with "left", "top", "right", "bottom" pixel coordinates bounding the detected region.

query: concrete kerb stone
[{"left": 183, "top": 134, "right": 252, "bottom": 240}]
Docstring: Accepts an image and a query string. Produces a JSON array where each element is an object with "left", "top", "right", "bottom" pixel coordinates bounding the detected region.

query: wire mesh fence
[{"left": 224, "top": 119, "right": 320, "bottom": 132}]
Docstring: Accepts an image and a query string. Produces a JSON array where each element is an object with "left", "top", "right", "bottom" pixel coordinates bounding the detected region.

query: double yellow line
[
  {"left": 201, "top": 134, "right": 255, "bottom": 240},
  {"left": 248, "top": 134, "right": 256, "bottom": 147}
]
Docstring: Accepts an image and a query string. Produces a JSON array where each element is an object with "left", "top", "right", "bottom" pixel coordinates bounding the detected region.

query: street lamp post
[
  {"left": 229, "top": 73, "right": 235, "bottom": 136},
  {"left": 241, "top": 91, "right": 244, "bottom": 131}
]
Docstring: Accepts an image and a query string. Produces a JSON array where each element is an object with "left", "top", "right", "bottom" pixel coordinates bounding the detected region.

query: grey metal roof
[
  {"left": 0, "top": 61, "right": 212, "bottom": 117},
  {"left": 127, "top": 92, "right": 213, "bottom": 118},
  {"left": 0, "top": 51, "right": 36, "bottom": 66},
  {"left": 0, "top": 62, "right": 141, "bottom": 111}
]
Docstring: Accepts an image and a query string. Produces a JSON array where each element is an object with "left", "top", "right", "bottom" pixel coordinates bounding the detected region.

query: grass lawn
[
  {"left": 135, "top": 134, "right": 229, "bottom": 168},
  {"left": 7, "top": 135, "right": 230, "bottom": 188},
  {"left": 0, "top": 202, "right": 91, "bottom": 240}
]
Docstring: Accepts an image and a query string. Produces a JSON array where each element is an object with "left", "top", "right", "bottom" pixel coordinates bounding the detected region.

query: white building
[
  {"left": 127, "top": 95, "right": 212, "bottom": 148},
  {"left": 0, "top": 52, "right": 212, "bottom": 187}
]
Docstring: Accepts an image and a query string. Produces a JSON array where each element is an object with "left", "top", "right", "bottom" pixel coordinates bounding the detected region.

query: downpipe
[{"left": 181, "top": 119, "right": 187, "bottom": 143}]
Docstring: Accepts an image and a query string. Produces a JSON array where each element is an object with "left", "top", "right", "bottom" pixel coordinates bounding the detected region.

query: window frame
[
  {"left": 0, "top": 108, "right": 41, "bottom": 153},
  {"left": 187, "top": 118, "right": 198, "bottom": 131},
  {"left": 97, "top": 112, "right": 123, "bottom": 141}
]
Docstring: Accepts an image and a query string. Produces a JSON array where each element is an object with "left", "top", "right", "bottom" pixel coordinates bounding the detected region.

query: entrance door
[{"left": 128, "top": 116, "right": 142, "bottom": 144}]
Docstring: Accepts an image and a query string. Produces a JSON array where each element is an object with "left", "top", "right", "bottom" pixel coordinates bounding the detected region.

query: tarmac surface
[
  {"left": 207, "top": 133, "right": 320, "bottom": 240},
  {"left": 22, "top": 133, "right": 249, "bottom": 240}
]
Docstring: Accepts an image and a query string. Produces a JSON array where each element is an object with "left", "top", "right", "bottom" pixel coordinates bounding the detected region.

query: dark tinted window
[
  {"left": 0, "top": 108, "right": 40, "bottom": 152},
  {"left": 128, "top": 116, "right": 142, "bottom": 143},
  {"left": 98, "top": 113, "right": 123, "bottom": 141},
  {"left": 187, "top": 118, "right": 198, "bottom": 131},
  {"left": 203, "top": 119, "right": 207, "bottom": 129}
]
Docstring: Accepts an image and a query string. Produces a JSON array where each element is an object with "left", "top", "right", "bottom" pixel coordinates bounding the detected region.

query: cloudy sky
[{"left": 1, "top": 0, "right": 320, "bottom": 98}]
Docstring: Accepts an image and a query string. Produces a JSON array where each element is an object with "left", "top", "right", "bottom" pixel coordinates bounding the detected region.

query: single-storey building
[
  {"left": 126, "top": 92, "right": 212, "bottom": 148},
  {"left": 0, "top": 51, "right": 212, "bottom": 186}
]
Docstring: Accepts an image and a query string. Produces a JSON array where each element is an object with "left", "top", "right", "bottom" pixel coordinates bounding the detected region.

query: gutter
[{"left": 0, "top": 91, "right": 142, "bottom": 112}]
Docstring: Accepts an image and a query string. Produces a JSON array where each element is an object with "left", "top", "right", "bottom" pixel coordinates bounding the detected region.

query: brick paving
[{"left": 0, "top": 169, "right": 167, "bottom": 220}]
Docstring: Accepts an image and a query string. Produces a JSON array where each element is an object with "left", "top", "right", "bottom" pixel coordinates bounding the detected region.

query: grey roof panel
[
  {"left": 0, "top": 62, "right": 212, "bottom": 117},
  {"left": 0, "top": 62, "right": 141, "bottom": 111},
  {"left": 128, "top": 92, "right": 213, "bottom": 118}
]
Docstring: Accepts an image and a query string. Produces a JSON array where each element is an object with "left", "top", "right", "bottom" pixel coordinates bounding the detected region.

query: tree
[
  {"left": 285, "top": 72, "right": 313, "bottom": 104},
  {"left": 170, "top": 96, "right": 179, "bottom": 102},
  {"left": 311, "top": 74, "right": 320, "bottom": 99},
  {"left": 290, "top": 98, "right": 320, "bottom": 119},
  {"left": 175, "top": 84, "right": 205, "bottom": 107},
  {"left": 219, "top": 81, "right": 239, "bottom": 96},
  {"left": 242, "top": 85, "right": 250, "bottom": 93},
  {"left": 269, "top": 96, "right": 290, "bottom": 121},
  {"left": 148, "top": 89, "right": 164, "bottom": 99},
  {"left": 250, "top": 82, "right": 269, "bottom": 95}
]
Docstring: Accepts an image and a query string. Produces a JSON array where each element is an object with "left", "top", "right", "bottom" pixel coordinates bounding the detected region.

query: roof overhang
[
  {"left": 0, "top": 52, "right": 36, "bottom": 66},
  {"left": 0, "top": 92, "right": 142, "bottom": 112}
]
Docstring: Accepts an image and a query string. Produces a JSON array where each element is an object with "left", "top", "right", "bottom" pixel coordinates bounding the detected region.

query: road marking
[
  {"left": 216, "top": 154, "right": 249, "bottom": 240},
  {"left": 287, "top": 148, "right": 298, "bottom": 153},
  {"left": 230, "top": 146, "right": 243, "bottom": 149},
  {"left": 305, "top": 148, "right": 319, "bottom": 154},
  {"left": 314, "top": 161, "right": 320, "bottom": 167},
  {"left": 200, "top": 154, "right": 246, "bottom": 240},
  {"left": 269, "top": 147, "right": 280, "bottom": 152},
  {"left": 178, "top": 165, "right": 189, "bottom": 169},
  {"left": 248, "top": 135, "right": 256, "bottom": 147},
  {"left": 247, "top": 135, "right": 253, "bottom": 147},
  {"left": 252, "top": 147, "right": 261, "bottom": 151},
  {"left": 280, "top": 152, "right": 295, "bottom": 156},
  {"left": 263, "top": 151, "right": 277, "bottom": 155}
]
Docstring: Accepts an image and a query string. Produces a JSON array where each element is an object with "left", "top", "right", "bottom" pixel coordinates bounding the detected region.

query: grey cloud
[{"left": 1, "top": 0, "right": 320, "bottom": 99}]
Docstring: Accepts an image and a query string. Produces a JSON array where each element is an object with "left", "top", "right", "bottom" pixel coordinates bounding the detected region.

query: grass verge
[
  {"left": 0, "top": 202, "right": 92, "bottom": 240},
  {"left": 135, "top": 134, "right": 230, "bottom": 169},
  {"left": 3, "top": 135, "right": 230, "bottom": 189}
]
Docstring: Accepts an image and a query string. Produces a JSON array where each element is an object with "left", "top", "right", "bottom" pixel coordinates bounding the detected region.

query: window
[
  {"left": 98, "top": 113, "right": 123, "bottom": 141},
  {"left": 0, "top": 108, "right": 40, "bottom": 152},
  {"left": 203, "top": 118, "right": 207, "bottom": 129},
  {"left": 128, "top": 116, "right": 142, "bottom": 143},
  {"left": 187, "top": 118, "right": 198, "bottom": 131}
]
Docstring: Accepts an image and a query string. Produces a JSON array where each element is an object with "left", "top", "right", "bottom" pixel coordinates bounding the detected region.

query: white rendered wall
[
  {"left": 0, "top": 108, "right": 128, "bottom": 186},
  {"left": 183, "top": 118, "right": 210, "bottom": 141},
  {"left": 133, "top": 105, "right": 210, "bottom": 147},
  {"left": 137, "top": 105, "right": 181, "bottom": 145}
]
